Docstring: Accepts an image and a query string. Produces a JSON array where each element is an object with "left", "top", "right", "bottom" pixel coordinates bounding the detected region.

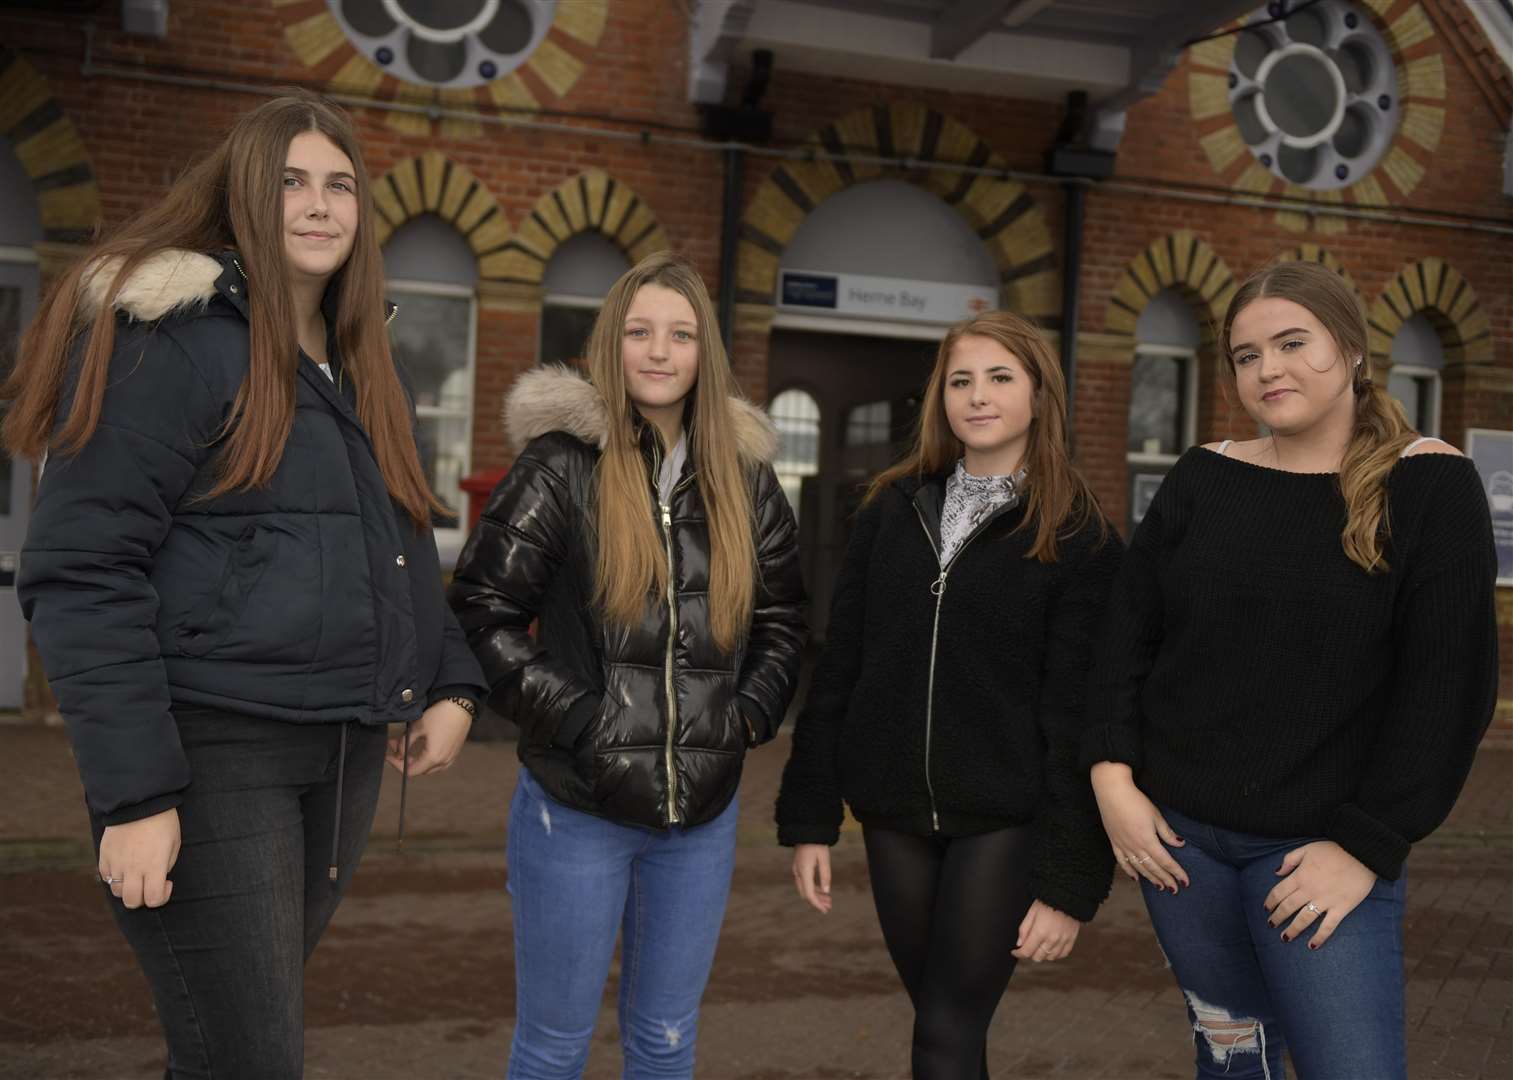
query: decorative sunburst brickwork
[
  {"left": 0, "top": 48, "right": 100, "bottom": 245},
  {"left": 1103, "top": 231, "right": 1238, "bottom": 345},
  {"left": 1187, "top": 0, "right": 1446, "bottom": 233},
  {"left": 1367, "top": 257, "right": 1492, "bottom": 367},
  {"left": 371, "top": 155, "right": 666, "bottom": 285},
  {"left": 491, "top": 169, "right": 670, "bottom": 285},
  {"left": 274, "top": 0, "right": 607, "bottom": 138},
  {"left": 736, "top": 102, "right": 1060, "bottom": 327}
]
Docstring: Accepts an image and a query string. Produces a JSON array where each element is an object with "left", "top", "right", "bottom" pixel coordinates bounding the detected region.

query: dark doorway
[{"left": 767, "top": 327, "right": 938, "bottom": 641}]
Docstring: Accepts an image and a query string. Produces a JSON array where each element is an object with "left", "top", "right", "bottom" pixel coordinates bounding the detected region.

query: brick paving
[{"left": 0, "top": 722, "right": 1508, "bottom": 1079}]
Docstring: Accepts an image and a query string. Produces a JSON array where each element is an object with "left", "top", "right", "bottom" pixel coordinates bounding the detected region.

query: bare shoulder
[{"left": 1401, "top": 438, "right": 1464, "bottom": 458}]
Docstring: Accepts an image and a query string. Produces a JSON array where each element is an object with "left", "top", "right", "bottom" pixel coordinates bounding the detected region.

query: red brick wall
[{"left": 3, "top": 0, "right": 1508, "bottom": 727}]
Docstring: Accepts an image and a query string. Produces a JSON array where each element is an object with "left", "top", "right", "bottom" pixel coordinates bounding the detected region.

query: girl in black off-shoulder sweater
[
  {"left": 778, "top": 312, "right": 1121, "bottom": 1079},
  {"left": 1085, "top": 261, "right": 1497, "bottom": 1080}
]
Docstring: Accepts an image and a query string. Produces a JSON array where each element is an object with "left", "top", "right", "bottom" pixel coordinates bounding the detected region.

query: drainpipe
[
  {"left": 1057, "top": 181, "right": 1086, "bottom": 419},
  {"left": 1046, "top": 91, "right": 1117, "bottom": 424},
  {"left": 718, "top": 146, "right": 742, "bottom": 351},
  {"left": 701, "top": 49, "right": 773, "bottom": 352}
]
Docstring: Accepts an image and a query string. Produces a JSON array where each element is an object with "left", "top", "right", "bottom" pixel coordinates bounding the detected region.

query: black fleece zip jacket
[{"left": 775, "top": 472, "right": 1122, "bottom": 921}]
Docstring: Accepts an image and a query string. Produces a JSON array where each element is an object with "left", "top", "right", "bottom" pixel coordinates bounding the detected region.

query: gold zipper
[{"left": 660, "top": 500, "right": 681, "bottom": 826}]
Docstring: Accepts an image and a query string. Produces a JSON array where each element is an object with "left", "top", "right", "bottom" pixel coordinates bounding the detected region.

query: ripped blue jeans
[
  {"left": 505, "top": 767, "right": 739, "bottom": 1080},
  {"left": 1141, "top": 804, "right": 1407, "bottom": 1080}
]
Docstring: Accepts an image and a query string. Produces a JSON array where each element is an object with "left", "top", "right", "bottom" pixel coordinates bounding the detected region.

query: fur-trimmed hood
[
  {"left": 504, "top": 364, "right": 779, "bottom": 465},
  {"left": 80, "top": 249, "right": 224, "bottom": 323}
]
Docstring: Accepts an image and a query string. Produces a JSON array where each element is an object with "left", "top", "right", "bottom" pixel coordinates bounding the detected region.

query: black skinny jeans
[
  {"left": 863, "top": 824, "right": 1036, "bottom": 1080},
  {"left": 90, "top": 709, "right": 386, "bottom": 1080}
]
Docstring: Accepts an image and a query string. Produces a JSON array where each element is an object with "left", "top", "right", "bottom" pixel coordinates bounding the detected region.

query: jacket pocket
[{"left": 174, "top": 524, "right": 275, "bottom": 658}]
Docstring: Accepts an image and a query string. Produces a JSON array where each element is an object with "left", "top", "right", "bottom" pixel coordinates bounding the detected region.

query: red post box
[{"left": 457, "top": 467, "right": 510, "bottom": 534}]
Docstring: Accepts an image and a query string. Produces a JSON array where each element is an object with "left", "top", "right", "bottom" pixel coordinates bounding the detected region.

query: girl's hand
[
  {"left": 1012, "top": 900, "right": 1080, "bottom": 962},
  {"left": 791, "top": 844, "right": 833, "bottom": 914},
  {"left": 98, "top": 807, "right": 181, "bottom": 910},
  {"left": 386, "top": 700, "right": 473, "bottom": 776},
  {"left": 1263, "top": 841, "right": 1377, "bottom": 950},
  {"left": 1091, "top": 761, "right": 1189, "bottom": 892}
]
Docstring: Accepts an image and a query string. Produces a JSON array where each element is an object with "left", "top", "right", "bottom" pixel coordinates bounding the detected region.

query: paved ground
[{"left": 1, "top": 721, "right": 1509, "bottom": 1080}]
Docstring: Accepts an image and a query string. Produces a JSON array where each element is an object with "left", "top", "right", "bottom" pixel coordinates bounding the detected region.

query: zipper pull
[
  {"left": 930, "top": 571, "right": 948, "bottom": 597},
  {"left": 661, "top": 504, "right": 672, "bottom": 530}
]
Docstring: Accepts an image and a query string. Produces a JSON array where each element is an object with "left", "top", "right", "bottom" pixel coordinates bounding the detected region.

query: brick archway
[
  {"left": 0, "top": 48, "right": 101, "bottom": 251},
  {"left": 1103, "top": 230, "right": 1238, "bottom": 347},
  {"left": 371, "top": 150, "right": 515, "bottom": 280},
  {"left": 1278, "top": 243, "right": 1361, "bottom": 296},
  {"left": 488, "top": 169, "right": 670, "bottom": 286},
  {"left": 735, "top": 102, "right": 1060, "bottom": 327},
  {"left": 1368, "top": 257, "right": 1493, "bottom": 368}
]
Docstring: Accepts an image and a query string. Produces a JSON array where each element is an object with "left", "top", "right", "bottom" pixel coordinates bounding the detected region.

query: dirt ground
[{"left": 1, "top": 724, "right": 1508, "bottom": 1079}]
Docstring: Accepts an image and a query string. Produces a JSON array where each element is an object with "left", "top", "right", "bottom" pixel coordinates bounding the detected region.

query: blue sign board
[{"left": 780, "top": 272, "right": 839, "bottom": 310}]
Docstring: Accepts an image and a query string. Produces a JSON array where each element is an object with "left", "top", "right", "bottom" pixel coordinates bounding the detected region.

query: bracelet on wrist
[{"left": 443, "top": 695, "right": 478, "bottom": 719}]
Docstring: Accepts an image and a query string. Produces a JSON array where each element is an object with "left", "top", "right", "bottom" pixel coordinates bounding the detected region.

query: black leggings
[{"left": 862, "top": 824, "right": 1036, "bottom": 1080}]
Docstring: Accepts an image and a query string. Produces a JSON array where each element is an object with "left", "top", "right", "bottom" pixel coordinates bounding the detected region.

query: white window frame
[
  {"left": 1387, "top": 362, "right": 1441, "bottom": 437},
  {"left": 538, "top": 291, "right": 604, "bottom": 365},
  {"left": 1126, "top": 342, "right": 1199, "bottom": 470},
  {"left": 387, "top": 278, "right": 477, "bottom": 560}
]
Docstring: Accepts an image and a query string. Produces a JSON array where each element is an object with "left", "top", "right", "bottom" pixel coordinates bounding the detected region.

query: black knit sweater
[
  {"left": 1080, "top": 447, "right": 1498, "bottom": 881},
  {"left": 776, "top": 473, "right": 1123, "bottom": 922}
]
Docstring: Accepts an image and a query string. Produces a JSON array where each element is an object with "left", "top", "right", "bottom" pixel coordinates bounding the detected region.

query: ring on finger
[
  {"left": 1136, "top": 855, "right": 1152, "bottom": 865},
  {"left": 1305, "top": 902, "right": 1322, "bottom": 915}
]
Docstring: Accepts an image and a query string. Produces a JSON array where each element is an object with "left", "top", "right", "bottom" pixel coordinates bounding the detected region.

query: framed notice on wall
[{"left": 1466, "top": 429, "right": 1513, "bottom": 587}]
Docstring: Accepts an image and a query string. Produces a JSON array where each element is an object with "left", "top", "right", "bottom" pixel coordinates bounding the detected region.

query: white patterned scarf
[{"left": 937, "top": 458, "right": 1028, "bottom": 566}]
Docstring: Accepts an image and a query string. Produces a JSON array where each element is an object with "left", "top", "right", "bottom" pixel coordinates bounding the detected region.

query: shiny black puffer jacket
[{"left": 450, "top": 366, "right": 807, "bottom": 829}]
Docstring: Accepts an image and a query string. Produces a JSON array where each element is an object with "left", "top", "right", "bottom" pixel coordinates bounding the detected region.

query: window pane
[
  {"left": 1128, "top": 352, "right": 1184, "bottom": 456},
  {"left": 769, "top": 389, "right": 820, "bottom": 526},
  {"left": 0, "top": 285, "right": 19, "bottom": 516},
  {"left": 845, "top": 400, "right": 892, "bottom": 447},
  {"left": 389, "top": 292, "right": 472, "bottom": 411},
  {"left": 388, "top": 290, "right": 473, "bottom": 515},
  {"left": 416, "top": 413, "right": 469, "bottom": 521},
  {"left": 1387, "top": 371, "right": 1437, "bottom": 435},
  {"left": 1130, "top": 468, "right": 1168, "bottom": 533},
  {"left": 540, "top": 305, "right": 598, "bottom": 368}
]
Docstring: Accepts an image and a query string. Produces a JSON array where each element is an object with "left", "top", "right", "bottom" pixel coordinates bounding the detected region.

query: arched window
[
  {"left": 1, "top": 134, "right": 44, "bottom": 709},
  {"left": 1387, "top": 313, "right": 1443, "bottom": 436},
  {"left": 539, "top": 232, "right": 630, "bottom": 368},
  {"left": 383, "top": 214, "right": 478, "bottom": 549},
  {"left": 1127, "top": 289, "right": 1200, "bottom": 529},
  {"left": 769, "top": 388, "right": 821, "bottom": 522}
]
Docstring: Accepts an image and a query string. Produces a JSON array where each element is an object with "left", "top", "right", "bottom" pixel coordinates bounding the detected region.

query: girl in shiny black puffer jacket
[{"left": 450, "top": 252, "right": 805, "bottom": 1073}]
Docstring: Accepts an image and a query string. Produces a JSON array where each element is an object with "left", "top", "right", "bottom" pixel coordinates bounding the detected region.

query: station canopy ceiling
[{"left": 690, "top": 0, "right": 1268, "bottom": 146}]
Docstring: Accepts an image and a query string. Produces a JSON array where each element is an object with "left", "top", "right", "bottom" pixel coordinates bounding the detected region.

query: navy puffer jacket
[{"left": 18, "top": 250, "right": 486, "bottom": 825}]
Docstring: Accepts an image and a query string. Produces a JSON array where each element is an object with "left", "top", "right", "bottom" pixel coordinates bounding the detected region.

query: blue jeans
[
  {"left": 505, "top": 767, "right": 740, "bottom": 1079},
  {"left": 1141, "top": 804, "right": 1407, "bottom": 1080}
]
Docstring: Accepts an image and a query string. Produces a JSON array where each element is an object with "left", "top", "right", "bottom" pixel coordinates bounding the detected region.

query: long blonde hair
[
  {"left": 865, "top": 310, "right": 1107, "bottom": 561},
  {"left": 585, "top": 252, "right": 757, "bottom": 652},
  {"left": 1221, "top": 261, "right": 1416, "bottom": 572}
]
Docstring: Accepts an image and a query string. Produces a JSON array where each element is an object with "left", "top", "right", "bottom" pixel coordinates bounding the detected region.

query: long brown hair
[
  {"left": 865, "top": 310, "right": 1108, "bottom": 561},
  {"left": 585, "top": 252, "right": 757, "bottom": 653},
  {"left": 1, "top": 91, "right": 443, "bottom": 526},
  {"left": 1221, "top": 261, "right": 1415, "bottom": 572}
]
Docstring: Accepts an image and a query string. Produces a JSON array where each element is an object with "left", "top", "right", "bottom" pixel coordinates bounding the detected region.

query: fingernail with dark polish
[{"left": 1309, "top": 942, "right": 1318, "bottom": 950}]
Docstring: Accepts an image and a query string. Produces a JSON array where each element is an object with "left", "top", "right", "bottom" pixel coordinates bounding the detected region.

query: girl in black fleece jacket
[{"left": 776, "top": 311, "right": 1121, "bottom": 1079}]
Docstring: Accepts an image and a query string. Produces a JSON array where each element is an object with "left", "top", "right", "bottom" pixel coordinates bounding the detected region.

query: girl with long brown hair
[
  {"left": 1085, "top": 260, "right": 1497, "bottom": 1079},
  {"left": 449, "top": 251, "right": 805, "bottom": 1075},
  {"left": 6, "top": 92, "right": 485, "bottom": 1078},
  {"left": 776, "top": 310, "right": 1121, "bottom": 1078}
]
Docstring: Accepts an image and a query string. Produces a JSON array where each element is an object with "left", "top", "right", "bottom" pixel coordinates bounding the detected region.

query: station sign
[{"left": 778, "top": 269, "right": 998, "bottom": 326}]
